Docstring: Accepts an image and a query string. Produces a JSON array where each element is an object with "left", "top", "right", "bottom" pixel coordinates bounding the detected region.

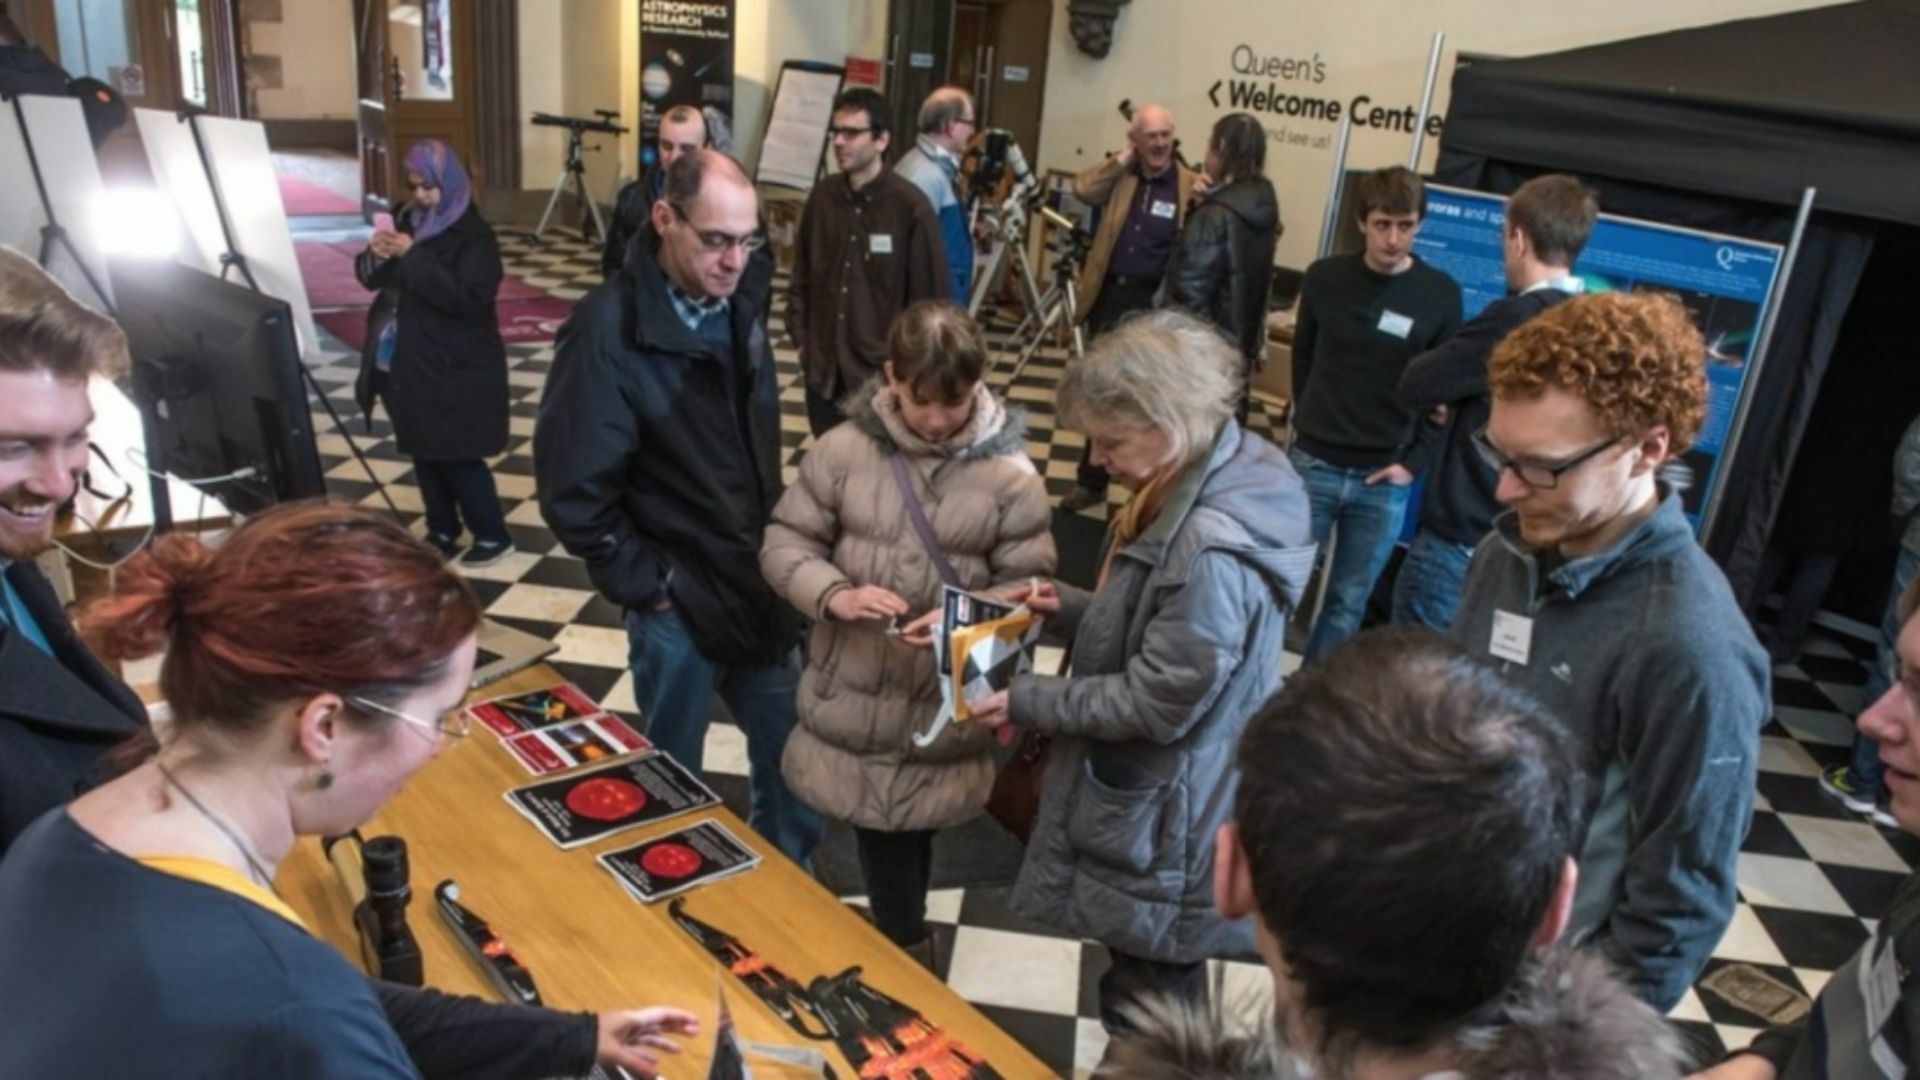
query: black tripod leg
[{"left": 299, "top": 361, "right": 402, "bottom": 518}]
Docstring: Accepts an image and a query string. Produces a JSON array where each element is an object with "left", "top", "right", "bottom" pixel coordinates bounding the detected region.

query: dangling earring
[{"left": 317, "top": 761, "right": 334, "bottom": 790}]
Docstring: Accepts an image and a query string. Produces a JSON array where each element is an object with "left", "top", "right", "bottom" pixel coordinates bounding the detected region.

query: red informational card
[
  {"left": 500, "top": 715, "right": 650, "bottom": 776},
  {"left": 598, "top": 820, "right": 761, "bottom": 903},
  {"left": 505, "top": 753, "right": 719, "bottom": 849},
  {"left": 468, "top": 682, "right": 607, "bottom": 738}
]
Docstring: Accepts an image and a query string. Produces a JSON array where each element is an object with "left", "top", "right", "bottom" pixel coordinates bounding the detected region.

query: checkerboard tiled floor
[{"left": 300, "top": 226, "right": 1916, "bottom": 1076}]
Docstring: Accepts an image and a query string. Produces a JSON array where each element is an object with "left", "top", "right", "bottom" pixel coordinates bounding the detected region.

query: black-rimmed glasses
[
  {"left": 1471, "top": 427, "right": 1619, "bottom": 490},
  {"left": 667, "top": 202, "right": 766, "bottom": 254}
]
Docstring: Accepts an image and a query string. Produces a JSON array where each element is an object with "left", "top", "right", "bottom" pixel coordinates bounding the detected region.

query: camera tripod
[{"left": 993, "top": 210, "right": 1089, "bottom": 382}]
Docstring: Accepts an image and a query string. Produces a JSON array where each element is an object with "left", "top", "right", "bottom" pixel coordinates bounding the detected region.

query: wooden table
[{"left": 279, "top": 664, "right": 1051, "bottom": 1079}]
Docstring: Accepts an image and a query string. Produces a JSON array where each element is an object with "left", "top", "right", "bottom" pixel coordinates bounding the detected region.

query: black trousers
[
  {"left": 1075, "top": 276, "right": 1162, "bottom": 494},
  {"left": 413, "top": 458, "right": 509, "bottom": 546},
  {"left": 805, "top": 384, "right": 846, "bottom": 439},
  {"left": 852, "top": 826, "right": 936, "bottom": 946},
  {"left": 1097, "top": 949, "right": 1209, "bottom": 1037}
]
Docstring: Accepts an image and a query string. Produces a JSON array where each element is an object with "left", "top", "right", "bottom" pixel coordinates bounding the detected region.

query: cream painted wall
[
  {"left": 732, "top": 0, "right": 852, "bottom": 173},
  {"left": 519, "top": 0, "right": 568, "bottom": 189},
  {"left": 252, "top": 0, "right": 356, "bottom": 120},
  {"left": 515, "top": 0, "right": 855, "bottom": 191},
  {"left": 1034, "top": 0, "right": 1852, "bottom": 268}
]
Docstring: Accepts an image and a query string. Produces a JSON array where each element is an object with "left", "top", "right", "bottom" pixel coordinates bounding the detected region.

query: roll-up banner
[{"left": 640, "top": 1, "right": 737, "bottom": 168}]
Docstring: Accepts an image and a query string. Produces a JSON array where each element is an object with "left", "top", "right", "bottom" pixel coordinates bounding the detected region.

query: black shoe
[
  {"left": 426, "top": 533, "right": 461, "bottom": 560},
  {"left": 1059, "top": 485, "right": 1106, "bottom": 512},
  {"left": 458, "top": 539, "right": 515, "bottom": 569}
]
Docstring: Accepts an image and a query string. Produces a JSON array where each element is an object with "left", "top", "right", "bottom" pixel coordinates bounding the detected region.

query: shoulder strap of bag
[{"left": 887, "top": 453, "right": 961, "bottom": 589}]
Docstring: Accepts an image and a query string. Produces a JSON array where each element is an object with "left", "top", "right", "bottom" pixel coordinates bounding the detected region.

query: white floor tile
[
  {"left": 1667, "top": 988, "right": 1711, "bottom": 1024},
  {"left": 945, "top": 925, "right": 1083, "bottom": 1015},
  {"left": 549, "top": 624, "right": 630, "bottom": 668},
  {"left": 485, "top": 583, "right": 592, "bottom": 625},
  {"left": 1758, "top": 735, "right": 1823, "bottom": 778},
  {"left": 1736, "top": 853, "right": 1855, "bottom": 916},
  {"left": 702, "top": 721, "right": 750, "bottom": 778},
  {"left": 1711, "top": 903, "right": 1788, "bottom": 966},
  {"left": 1778, "top": 813, "right": 1912, "bottom": 873}
]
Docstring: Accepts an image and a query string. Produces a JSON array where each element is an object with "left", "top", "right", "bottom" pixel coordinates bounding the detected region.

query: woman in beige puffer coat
[{"left": 760, "top": 302, "right": 1055, "bottom": 953}]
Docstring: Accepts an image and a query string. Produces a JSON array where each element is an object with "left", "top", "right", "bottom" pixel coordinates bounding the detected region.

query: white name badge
[
  {"left": 1150, "top": 199, "right": 1177, "bottom": 219},
  {"left": 1377, "top": 310, "right": 1414, "bottom": 338},
  {"left": 869, "top": 233, "right": 894, "bottom": 255},
  {"left": 1490, "top": 610, "right": 1533, "bottom": 666}
]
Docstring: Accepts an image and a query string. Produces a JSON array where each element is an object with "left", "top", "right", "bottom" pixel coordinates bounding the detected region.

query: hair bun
[{"left": 79, "top": 533, "right": 213, "bottom": 660}]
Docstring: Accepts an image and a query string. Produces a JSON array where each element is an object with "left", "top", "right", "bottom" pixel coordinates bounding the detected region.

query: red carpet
[
  {"left": 277, "top": 174, "right": 360, "bottom": 216},
  {"left": 316, "top": 295, "right": 576, "bottom": 351},
  {"left": 298, "top": 241, "right": 375, "bottom": 310}
]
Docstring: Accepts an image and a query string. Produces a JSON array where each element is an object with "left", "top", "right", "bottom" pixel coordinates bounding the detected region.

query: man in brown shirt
[{"left": 787, "top": 86, "right": 950, "bottom": 436}]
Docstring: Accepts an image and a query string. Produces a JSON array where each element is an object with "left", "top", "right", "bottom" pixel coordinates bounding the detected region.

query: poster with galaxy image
[{"left": 639, "top": 1, "right": 736, "bottom": 165}]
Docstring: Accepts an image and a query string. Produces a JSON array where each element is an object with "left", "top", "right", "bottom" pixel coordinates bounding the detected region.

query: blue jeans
[
  {"left": 1391, "top": 528, "right": 1479, "bottom": 630},
  {"left": 1854, "top": 546, "right": 1920, "bottom": 796},
  {"left": 624, "top": 606, "right": 822, "bottom": 864},
  {"left": 1289, "top": 448, "right": 1412, "bottom": 662}
]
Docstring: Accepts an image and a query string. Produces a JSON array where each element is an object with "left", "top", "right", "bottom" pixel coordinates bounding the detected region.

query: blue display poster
[{"left": 1412, "top": 184, "right": 1785, "bottom": 530}]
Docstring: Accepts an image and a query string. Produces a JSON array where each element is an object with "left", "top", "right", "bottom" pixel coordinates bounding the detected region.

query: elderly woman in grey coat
[{"left": 967, "top": 309, "right": 1316, "bottom": 1036}]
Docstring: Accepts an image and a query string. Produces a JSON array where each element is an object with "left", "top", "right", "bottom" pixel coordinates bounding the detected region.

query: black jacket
[
  {"left": 536, "top": 223, "right": 799, "bottom": 666},
  {"left": 1396, "top": 287, "right": 1573, "bottom": 545},
  {"left": 0, "top": 561, "right": 147, "bottom": 859},
  {"left": 355, "top": 205, "right": 510, "bottom": 462},
  {"left": 1161, "top": 176, "right": 1280, "bottom": 361}
]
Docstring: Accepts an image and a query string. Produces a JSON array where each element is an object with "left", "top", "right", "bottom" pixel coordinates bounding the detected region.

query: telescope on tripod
[
  {"left": 965, "top": 129, "right": 1090, "bottom": 377},
  {"left": 531, "top": 109, "right": 628, "bottom": 243}
]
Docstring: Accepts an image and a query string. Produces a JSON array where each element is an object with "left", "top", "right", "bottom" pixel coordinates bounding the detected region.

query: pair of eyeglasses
[
  {"left": 408, "top": 179, "right": 439, "bottom": 192},
  {"left": 667, "top": 202, "right": 767, "bottom": 254},
  {"left": 1471, "top": 428, "right": 1619, "bottom": 490},
  {"left": 827, "top": 124, "right": 876, "bottom": 139},
  {"left": 349, "top": 695, "right": 471, "bottom": 741}
]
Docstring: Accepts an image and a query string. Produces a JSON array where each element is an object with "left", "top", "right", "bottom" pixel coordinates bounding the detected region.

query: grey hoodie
[
  {"left": 1451, "top": 491, "right": 1768, "bottom": 1011},
  {"left": 1097, "top": 949, "right": 1688, "bottom": 1079},
  {"left": 1009, "top": 423, "right": 1316, "bottom": 963}
]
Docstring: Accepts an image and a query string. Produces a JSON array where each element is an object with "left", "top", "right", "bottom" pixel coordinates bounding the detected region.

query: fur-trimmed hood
[
  {"left": 844, "top": 378, "right": 1030, "bottom": 463},
  {"left": 1097, "top": 949, "right": 1686, "bottom": 1080}
]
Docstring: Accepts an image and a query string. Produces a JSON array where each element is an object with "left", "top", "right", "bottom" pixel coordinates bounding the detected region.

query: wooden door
[
  {"left": 354, "top": 0, "right": 478, "bottom": 219},
  {"left": 884, "top": 0, "right": 953, "bottom": 163},
  {"left": 979, "top": 0, "right": 1051, "bottom": 165}
]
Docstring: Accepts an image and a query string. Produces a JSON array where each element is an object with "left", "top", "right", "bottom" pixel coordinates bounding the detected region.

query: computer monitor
[{"left": 111, "top": 258, "right": 325, "bottom": 516}]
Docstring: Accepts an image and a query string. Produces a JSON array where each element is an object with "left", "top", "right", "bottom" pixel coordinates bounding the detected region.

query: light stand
[
  {"left": 169, "top": 108, "right": 400, "bottom": 522},
  {"left": 5, "top": 92, "right": 113, "bottom": 314}
]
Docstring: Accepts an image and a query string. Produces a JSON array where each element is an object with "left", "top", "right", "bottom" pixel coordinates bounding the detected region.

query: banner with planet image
[{"left": 640, "top": 0, "right": 737, "bottom": 168}]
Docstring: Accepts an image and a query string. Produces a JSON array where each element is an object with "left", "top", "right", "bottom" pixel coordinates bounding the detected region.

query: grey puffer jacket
[
  {"left": 761, "top": 382, "right": 1056, "bottom": 831},
  {"left": 1008, "top": 423, "right": 1314, "bottom": 963},
  {"left": 1097, "top": 948, "right": 1688, "bottom": 1079}
]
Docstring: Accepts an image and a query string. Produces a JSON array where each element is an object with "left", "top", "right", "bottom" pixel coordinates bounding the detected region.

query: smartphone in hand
[{"left": 372, "top": 212, "right": 395, "bottom": 234}]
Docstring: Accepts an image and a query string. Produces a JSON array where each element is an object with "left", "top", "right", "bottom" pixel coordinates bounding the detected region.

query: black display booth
[{"left": 1435, "top": 0, "right": 1920, "bottom": 621}]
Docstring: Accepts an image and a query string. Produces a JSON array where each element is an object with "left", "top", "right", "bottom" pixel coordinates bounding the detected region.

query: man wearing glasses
[
  {"left": 1451, "top": 291, "right": 1767, "bottom": 1013},
  {"left": 1392, "top": 174, "right": 1598, "bottom": 629},
  {"left": 788, "top": 86, "right": 949, "bottom": 436},
  {"left": 536, "top": 150, "right": 822, "bottom": 865},
  {"left": 893, "top": 86, "right": 977, "bottom": 306}
]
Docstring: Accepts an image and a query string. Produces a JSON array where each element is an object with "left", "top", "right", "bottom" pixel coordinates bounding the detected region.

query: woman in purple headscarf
[{"left": 355, "top": 139, "right": 514, "bottom": 566}]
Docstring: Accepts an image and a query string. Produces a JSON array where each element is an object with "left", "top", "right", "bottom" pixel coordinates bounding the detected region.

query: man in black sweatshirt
[
  {"left": 1392, "top": 175, "right": 1598, "bottom": 629},
  {"left": 1290, "top": 166, "right": 1460, "bottom": 661}
]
